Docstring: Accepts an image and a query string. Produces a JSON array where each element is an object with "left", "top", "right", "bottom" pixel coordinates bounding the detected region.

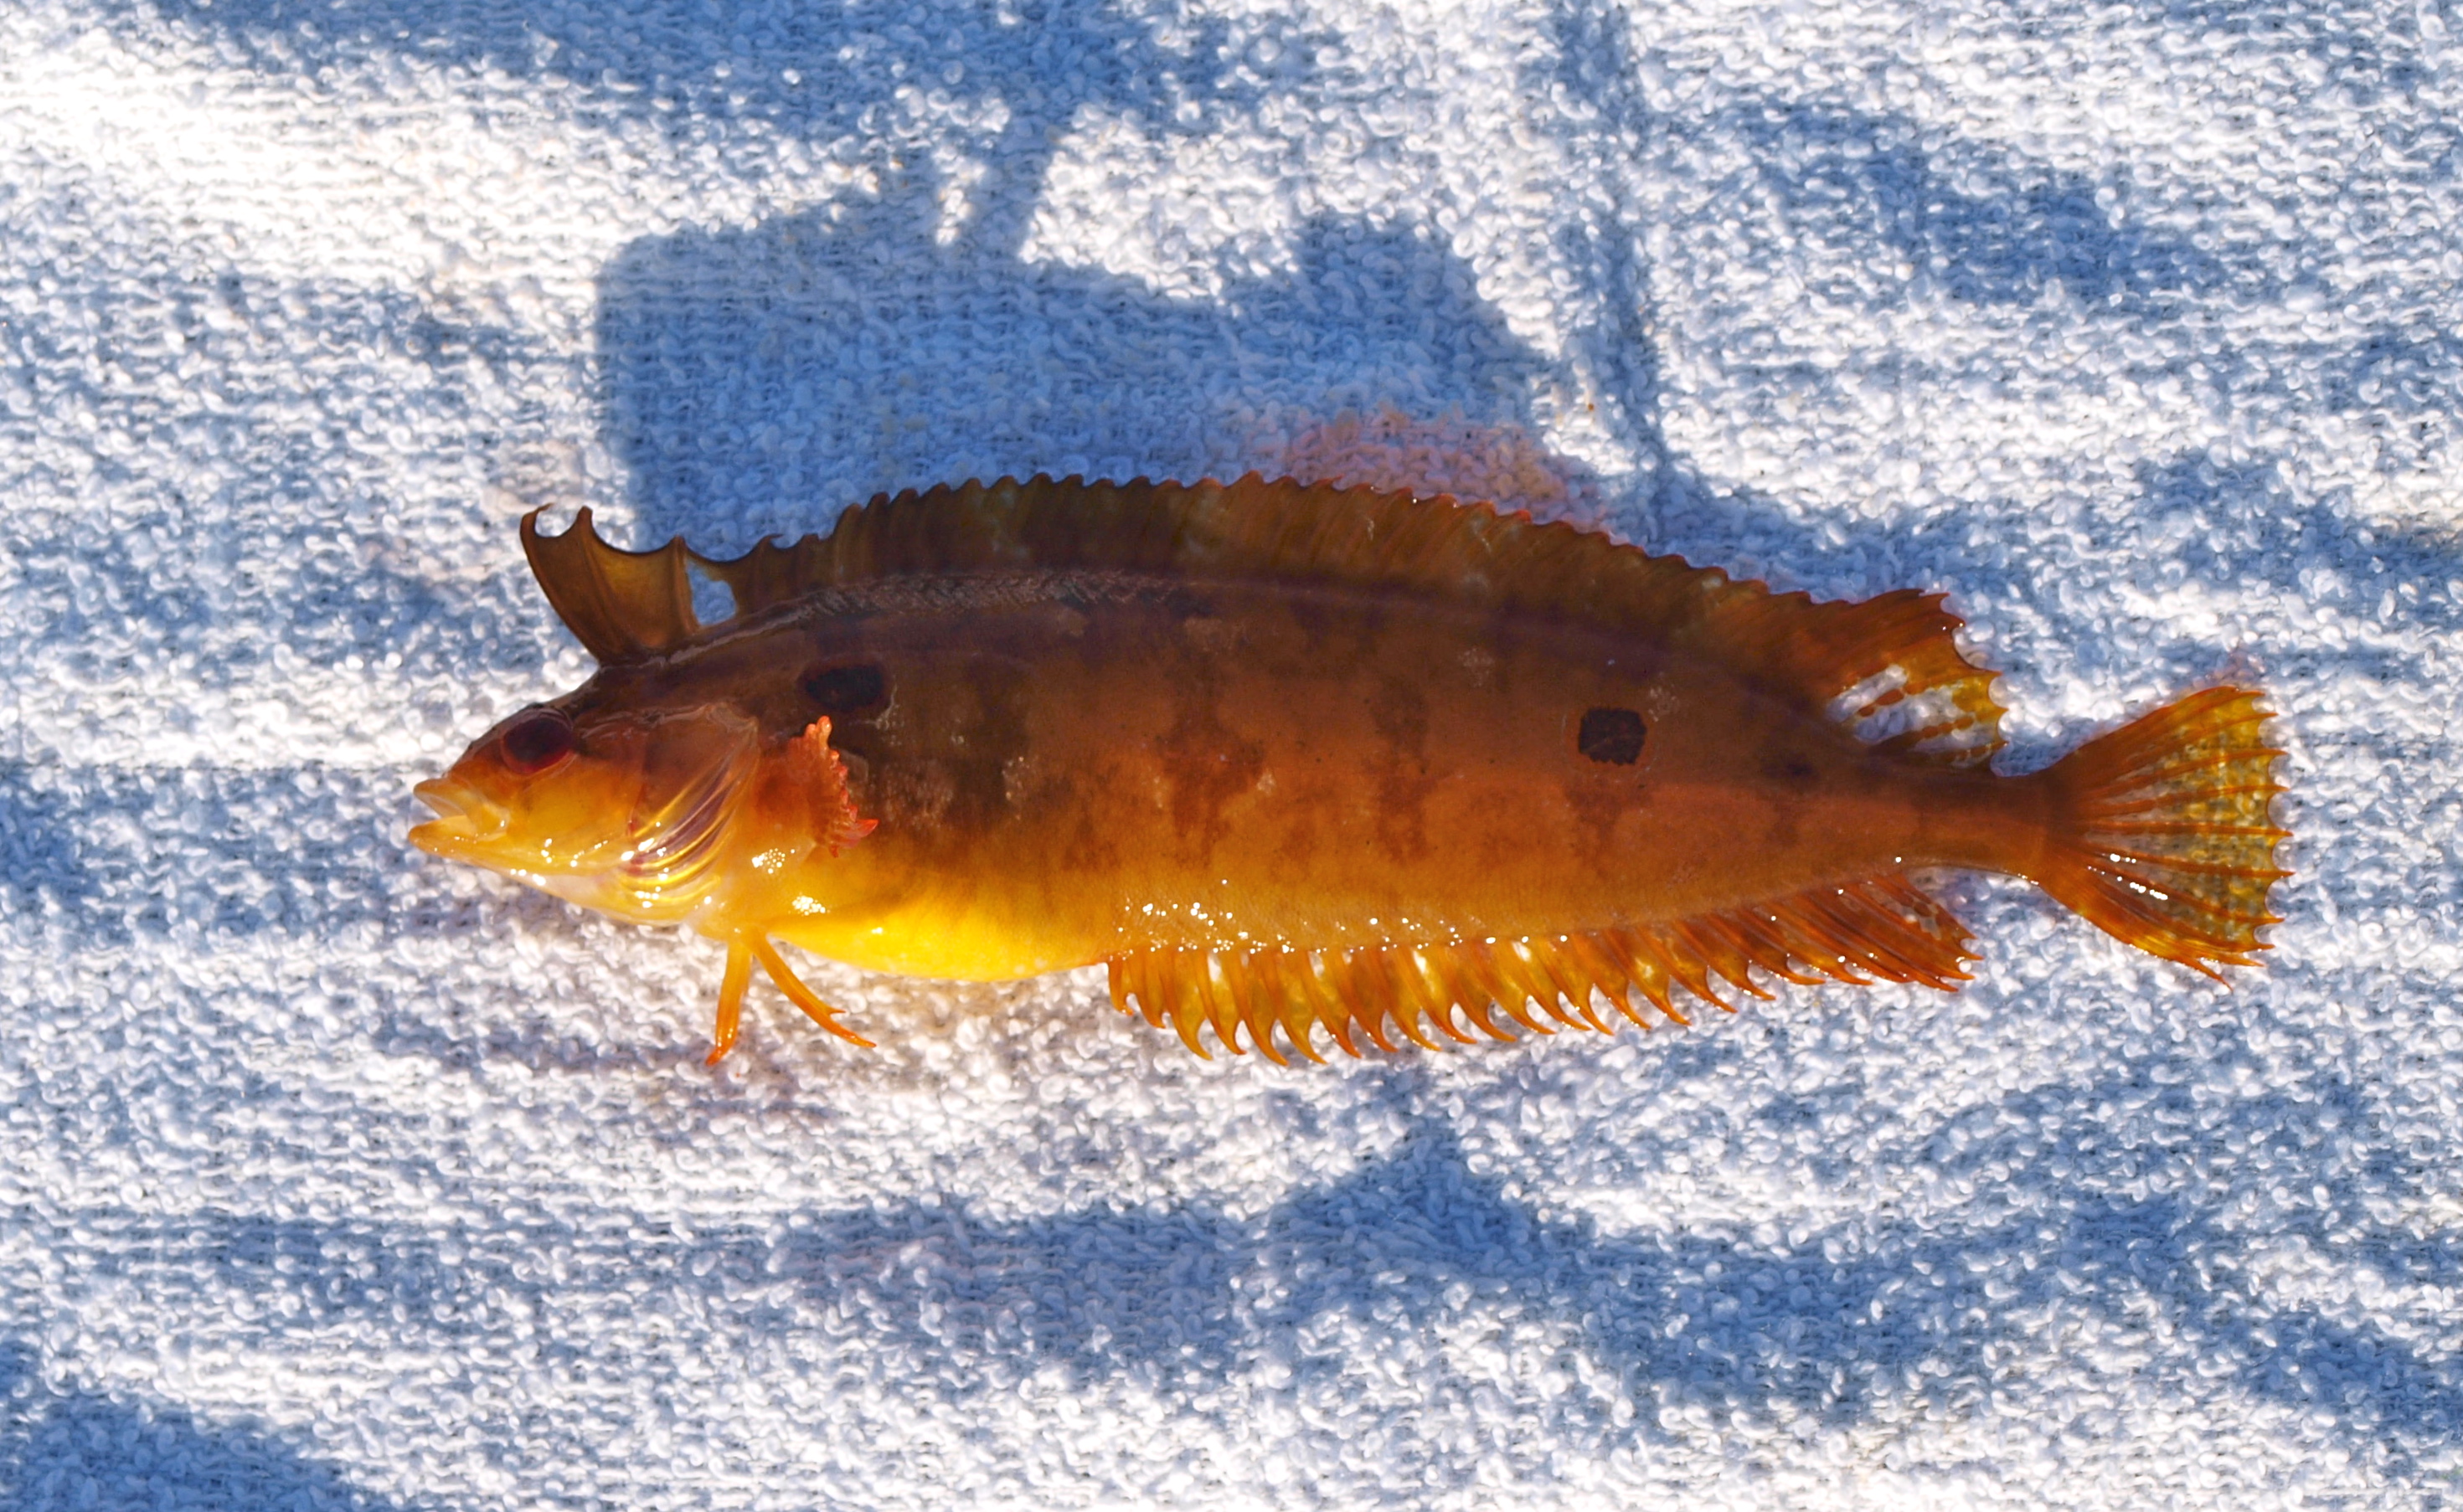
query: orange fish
[{"left": 410, "top": 476, "right": 2288, "bottom": 1066}]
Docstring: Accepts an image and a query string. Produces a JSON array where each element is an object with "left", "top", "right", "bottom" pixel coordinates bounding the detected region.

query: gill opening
[{"left": 621, "top": 741, "right": 756, "bottom": 909}]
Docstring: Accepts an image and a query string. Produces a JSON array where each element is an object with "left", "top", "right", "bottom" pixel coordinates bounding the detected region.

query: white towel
[{"left": 2, "top": 0, "right": 2455, "bottom": 1505}]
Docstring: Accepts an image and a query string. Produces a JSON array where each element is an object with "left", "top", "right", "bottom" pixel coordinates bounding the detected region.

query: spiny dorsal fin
[
  {"left": 1104, "top": 874, "right": 1976, "bottom": 1063},
  {"left": 524, "top": 477, "right": 2005, "bottom": 764},
  {"left": 522, "top": 507, "right": 699, "bottom": 661}
]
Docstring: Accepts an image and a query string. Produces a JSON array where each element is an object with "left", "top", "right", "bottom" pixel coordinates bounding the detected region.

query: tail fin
[{"left": 2032, "top": 686, "right": 2290, "bottom": 977}]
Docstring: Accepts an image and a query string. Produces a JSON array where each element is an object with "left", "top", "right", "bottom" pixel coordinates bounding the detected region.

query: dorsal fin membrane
[
  {"left": 1721, "top": 588, "right": 2007, "bottom": 768},
  {"left": 1104, "top": 872, "right": 1976, "bottom": 1062},
  {"left": 521, "top": 507, "right": 699, "bottom": 661},
  {"left": 522, "top": 476, "right": 2005, "bottom": 760}
]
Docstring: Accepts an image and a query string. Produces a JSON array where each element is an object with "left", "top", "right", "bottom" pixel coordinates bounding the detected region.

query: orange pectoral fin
[{"left": 788, "top": 717, "right": 878, "bottom": 853}]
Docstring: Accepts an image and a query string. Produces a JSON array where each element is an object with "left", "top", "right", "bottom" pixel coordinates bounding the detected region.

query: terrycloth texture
[{"left": 1, "top": 0, "right": 2456, "bottom": 1505}]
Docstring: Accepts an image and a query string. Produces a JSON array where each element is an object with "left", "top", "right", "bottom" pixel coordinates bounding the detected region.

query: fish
[{"left": 409, "top": 474, "right": 2289, "bottom": 1067}]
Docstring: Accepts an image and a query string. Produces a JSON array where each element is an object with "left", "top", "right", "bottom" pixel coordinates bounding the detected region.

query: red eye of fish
[{"left": 499, "top": 707, "right": 577, "bottom": 774}]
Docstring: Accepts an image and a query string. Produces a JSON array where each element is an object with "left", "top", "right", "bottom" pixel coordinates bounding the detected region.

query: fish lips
[{"left": 409, "top": 778, "right": 511, "bottom": 856}]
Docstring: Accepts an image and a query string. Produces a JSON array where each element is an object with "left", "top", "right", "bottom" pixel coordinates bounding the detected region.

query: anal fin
[{"left": 1105, "top": 876, "right": 1975, "bottom": 1062}]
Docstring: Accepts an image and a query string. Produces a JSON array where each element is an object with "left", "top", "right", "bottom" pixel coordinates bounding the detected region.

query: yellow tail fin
[{"left": 2033, "top": 686, "right": 2290, "bottom": 976}]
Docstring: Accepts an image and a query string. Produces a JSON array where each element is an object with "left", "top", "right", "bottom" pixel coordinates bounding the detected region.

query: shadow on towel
[
  {"left": 55, "top": 1037, "right": 2461, "bottom": 1477},
  {"left": 594, "top": 184, "right": 1553, "bottom": 553},
  {"left": 0, "top": 1342, "right": 414, "bottom": 1512}
]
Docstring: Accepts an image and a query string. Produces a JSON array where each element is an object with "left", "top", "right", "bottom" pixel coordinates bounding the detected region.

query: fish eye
[
  {"left": 802, "top": 661, "right": 889, "bottom": 717},
  {"left": 499, "top": 707, "right": 577, "bottom": 774},
  {"left": 1576, "top": 707, "right": 1646, "bottom": 765}
]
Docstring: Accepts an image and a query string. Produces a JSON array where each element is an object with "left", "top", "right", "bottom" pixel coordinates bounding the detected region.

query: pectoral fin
[{"left": 787, "top": 716, "right": 877, "bottom": 854}]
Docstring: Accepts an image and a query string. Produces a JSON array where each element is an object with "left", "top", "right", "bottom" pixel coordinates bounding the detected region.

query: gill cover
[{"left": 410, "top": 705, "right": 763, "bottom": 924}]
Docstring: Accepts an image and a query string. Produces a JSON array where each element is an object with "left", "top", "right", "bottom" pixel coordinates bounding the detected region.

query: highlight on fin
[
  {"left": 1104, "top": 877, "right": 1976, "bottom": 1062},
  {"left": 2033, "top": 685, "right": 2290, "bottom": 977}
]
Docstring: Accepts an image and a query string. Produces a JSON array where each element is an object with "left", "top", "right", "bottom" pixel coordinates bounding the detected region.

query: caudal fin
[{"left": 2033, "top": 686, "right": 2290, "bottom": 977}]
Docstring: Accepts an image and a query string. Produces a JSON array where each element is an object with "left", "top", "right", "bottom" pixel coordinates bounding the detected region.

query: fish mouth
[{"left": 409, "top": 778, "right": 509, "bottom": 855}]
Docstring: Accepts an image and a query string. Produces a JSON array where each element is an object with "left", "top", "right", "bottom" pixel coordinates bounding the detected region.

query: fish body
[{"left": 411, "top": 476, "right": 2286, "bottom": 1064}]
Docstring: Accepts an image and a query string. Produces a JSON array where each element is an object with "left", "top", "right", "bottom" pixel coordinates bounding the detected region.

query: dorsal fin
[
  {"left": 521, "top": 507, "right": 700, "bottom": 661},
  {"left": 522, "top": 476, "right": 2005, "bottom": 763},
  {"left": 1103, "top": 873, "right": 1976, "bottom": 1063}
]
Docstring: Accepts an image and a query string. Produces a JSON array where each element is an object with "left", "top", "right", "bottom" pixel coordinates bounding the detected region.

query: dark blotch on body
[
  {"left": 1577, "top": 707, "right": 1646, "bottom": 765},
  {"left": 1368, "top": 676, "right": 1436, "bottom": 863},
  {"left": 1767, "top": 753, "right": 1817, "bottom": 786},
  {"left": 803, "top": 661, "right": 889, "bottom": 717}
]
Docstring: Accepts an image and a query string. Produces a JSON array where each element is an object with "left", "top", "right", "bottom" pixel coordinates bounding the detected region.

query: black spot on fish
[
  {"left": 1576, "top": 707, "right": 1646, "bottom": 765},
  {"left": 802, "top": 662, "right": 889, "bottom": 717}
]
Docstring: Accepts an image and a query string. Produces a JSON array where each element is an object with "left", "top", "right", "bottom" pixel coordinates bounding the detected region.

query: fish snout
[{"left": 410, "top": 778, "right": 510, "bottom": 853}]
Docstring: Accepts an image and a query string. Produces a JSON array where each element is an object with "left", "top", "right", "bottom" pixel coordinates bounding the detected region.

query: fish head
[{"left": 410, "top": 697, "right": 763, "bottom": 922}]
